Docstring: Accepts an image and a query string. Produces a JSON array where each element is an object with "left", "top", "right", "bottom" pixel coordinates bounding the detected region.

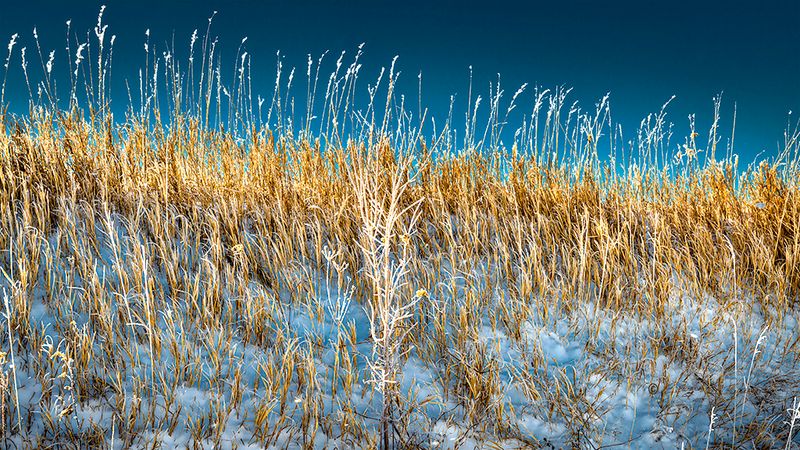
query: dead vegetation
[{"left": 0, "top": 7, "right": 799, "bottom": 449}]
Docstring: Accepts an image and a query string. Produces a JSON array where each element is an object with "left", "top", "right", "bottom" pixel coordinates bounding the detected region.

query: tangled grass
[{"left": 1, "top": 7, "right": 800, "bottom": 449}]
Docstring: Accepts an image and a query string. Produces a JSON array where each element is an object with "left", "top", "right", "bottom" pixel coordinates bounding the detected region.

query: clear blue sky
[{"left": 1, "top": 0, "right": 798, "bottom": 163}]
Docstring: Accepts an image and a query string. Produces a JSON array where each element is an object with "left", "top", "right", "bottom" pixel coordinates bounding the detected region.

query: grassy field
[{"left": 1, "top": 9, "right": 800, "bottom": 449}]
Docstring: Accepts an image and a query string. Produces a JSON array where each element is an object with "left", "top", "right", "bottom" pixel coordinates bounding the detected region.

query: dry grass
[{"left": 0, "top": 8, "right": 799, "bottom": 449}]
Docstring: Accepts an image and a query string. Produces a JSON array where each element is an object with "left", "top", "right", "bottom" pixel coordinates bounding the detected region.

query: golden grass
[
  {"left": 0, "top": 105, "right": 797, "bottom": 448},
  {"left": 0, "top": 10, "right": 799, "bottom": 448}
]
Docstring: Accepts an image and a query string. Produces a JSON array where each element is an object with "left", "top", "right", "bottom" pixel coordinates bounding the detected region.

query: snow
[{"left": 1, "top": 219, "right": 799, "bottom": 449}]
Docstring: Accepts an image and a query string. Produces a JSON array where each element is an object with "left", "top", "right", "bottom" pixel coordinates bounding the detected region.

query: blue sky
[{"left": 1, "top": 0, "right": 798, "bottom": 163}]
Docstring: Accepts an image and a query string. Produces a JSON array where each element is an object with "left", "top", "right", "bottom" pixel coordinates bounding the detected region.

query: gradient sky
[{"left": 1, "top": 0, "right": 798, "bottom": 163}]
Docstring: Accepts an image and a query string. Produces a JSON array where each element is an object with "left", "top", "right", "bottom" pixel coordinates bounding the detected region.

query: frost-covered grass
[{"left": 1, "top": 7, "right": 800, "bottom": 450}]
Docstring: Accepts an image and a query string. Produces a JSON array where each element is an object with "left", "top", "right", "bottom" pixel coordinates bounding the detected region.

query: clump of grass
[{"left": 0, "top": 6, "right": 799, "bottom": 449}]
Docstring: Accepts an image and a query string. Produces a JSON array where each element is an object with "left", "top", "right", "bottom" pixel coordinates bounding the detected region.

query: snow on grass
[{"left": 2, "top": 218, "right": 799, "bottom": 449}]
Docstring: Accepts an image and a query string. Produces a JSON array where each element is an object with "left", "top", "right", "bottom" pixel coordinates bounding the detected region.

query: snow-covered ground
[{"left": 2, "top": 216, "right": 800, "bottom": 449}]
